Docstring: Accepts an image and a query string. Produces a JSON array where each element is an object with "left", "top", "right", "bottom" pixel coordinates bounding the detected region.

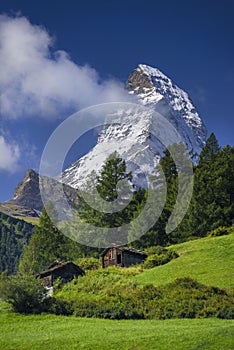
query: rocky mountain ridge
[
  {"left": 61, "top": 64, "right": 207, "bottom": 189},
  {"left": 2, "top": 169, "right": 78, "bottom": 220},
  {"left": 2, "top": 64, "right": 207, "bottom": 214}
]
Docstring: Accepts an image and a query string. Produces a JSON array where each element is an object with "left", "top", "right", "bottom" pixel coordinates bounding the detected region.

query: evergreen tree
[
  {"left": 68, "top": 137, "right": 234, "bottom": 249},
  {"left": 148, "top": 145, "right": 180, "bottom": 245},
  {"left": 178, "top": 134, "right": 234, "bottom": 238},
  {"left": 130, "top": 145, "right": 183, "bottom": 248},
  {"left": 96, "top": 151, "right": 132, "bottom": 202},
  {"left": 0, "top": 212, "right": 34, "bottom": 274},
  {"left": 76, "top": 153, "right": 132, "bottom": 224},
  {"left": 199, "top": 132, "right": 220, "bottom": 163},
  {"left": 73, "top": 152, "right": 140, "bottom": 247},
  {"left": 19, "top": 202, "right": 72, "bottom": 275}
]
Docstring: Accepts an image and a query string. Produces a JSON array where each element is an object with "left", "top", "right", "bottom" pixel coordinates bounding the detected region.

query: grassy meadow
[
  {"left": 0, "top": 306, "right": 233, "bottom": 350},
  {"left": 135, "top": 233, "right": 234, "bottom": 289},
  {"left": 1, "top": 232, "right": 234, "bottom": 349}
]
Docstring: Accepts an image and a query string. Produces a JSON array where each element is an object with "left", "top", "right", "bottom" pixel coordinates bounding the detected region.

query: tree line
[
  {"left": 0, "top": 212, "right": 34, "bottom": 274},
  {"left": 17, "top": 133, "right": 234, "bottom": 274},
  {"left": 1, "top": 132, "right": 233, "bottom": 275}
]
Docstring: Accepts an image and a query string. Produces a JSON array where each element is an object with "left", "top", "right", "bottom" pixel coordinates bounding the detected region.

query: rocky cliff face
[
  {"left": 10, "top": 168, "right": 78, "bottom": 214},
  {"left": 61, "top": 64, "right": 207, "bottom": 189},
  {"left": 126, "top": 64, "right": 207, "bottom": 150},
  {"left": 6, "top": 64, "right": 207, "bottom": 211},
  {"left": 12, "top": 169, "right": 42, "bottom": 210}
]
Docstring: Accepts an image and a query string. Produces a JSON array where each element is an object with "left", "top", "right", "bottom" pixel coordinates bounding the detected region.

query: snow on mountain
[
  {"left": 61, "top": 64, "right": 207, "bottom": 189},
  {"left": 126, "top": 64, "right": 206, "bottom": 151}
]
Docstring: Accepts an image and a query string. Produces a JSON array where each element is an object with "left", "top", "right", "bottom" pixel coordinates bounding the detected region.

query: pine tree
[
  {"left": 0, "top": 213, "right": 34, "bottom": 274},
  {"left": 199, "top": 132, "right": 220, "bottom": 163},
  {"left": 129, "top": 145, "right": 182, "bottom": 248},
  {"left": 96, "top": 151, "right": 132, "bottom": 201},
  {"left": 73, "top": 152, "right": 137, "bottom": 247},
  {"left": 179, "top": 134, "right": 234, "bottom": 238},
  {"left": 19, "top": 202, "right": 71, "bottom": 275},
  {"left": 76, "top": 154, "right": 131, "bottom": 222}
]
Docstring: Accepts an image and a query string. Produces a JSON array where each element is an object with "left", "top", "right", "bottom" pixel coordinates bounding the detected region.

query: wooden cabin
[
  {"left": 101, "top": 245, "right": 147, "bottom": 268},
  {"left": 38, "top": 261, "right": 85, "bottom": 288}
]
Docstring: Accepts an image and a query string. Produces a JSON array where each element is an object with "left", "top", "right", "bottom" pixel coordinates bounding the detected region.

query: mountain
[
  {"left": 2, "top": 65, "right": 207, "bottom": 214},
  {"left": 2, "top": 169, "right": 78, "bottom": 220},
  {"left": 61, "top": 64, "right": 207, "bottom": 189},
  {"left": 126, "top": 64, "right": 206, "bottom": 150},
  {"left": 12, "top": 169, "right": 43, "bottom": 212},
  {"left": 0, "top": 169, "right": 79, "bottom": 274}
]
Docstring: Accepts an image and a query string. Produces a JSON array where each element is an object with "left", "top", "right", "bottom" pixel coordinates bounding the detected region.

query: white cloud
[
  {"left": 0, "top": 14, "right": 130, "bottom": 119},
  {"left": 0, "top": 135, "right": 20, "bottom": 172}
]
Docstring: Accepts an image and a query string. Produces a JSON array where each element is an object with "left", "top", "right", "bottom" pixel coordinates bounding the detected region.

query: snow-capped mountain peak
[
  {"left": 126, "top": 64, "right": 206, "bottom": 149},
  {"left": 61, "top": 64, "right": 207, "bottom": 189}
]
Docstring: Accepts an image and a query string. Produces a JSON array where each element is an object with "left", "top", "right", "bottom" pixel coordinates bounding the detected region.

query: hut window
[
  {"left": 117, "top": 253, "right": 121, "bottom": 264},
  {"left": 111, "top": 248, "right": 114, "bottom": 259}
]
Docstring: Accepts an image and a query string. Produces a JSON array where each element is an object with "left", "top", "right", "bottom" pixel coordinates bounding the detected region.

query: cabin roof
[
  {"left": 101, "top": 245, "right": 147, "bottom": 257},
  {"left": 38, "top": 260, "right": 84, "bottom": 278}
]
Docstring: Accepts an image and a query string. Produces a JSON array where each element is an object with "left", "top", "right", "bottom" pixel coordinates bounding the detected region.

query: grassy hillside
[
  {"left": 0, "top": 304, "right": 233, "bottom": 350},
  {"left": 0, "top": 232, "right": 233, "bottom": 349},
  {"left": 135, "top": 232, "right": 234, "bottom": 289},
  {"left": 51, "top": 232, "right": 234, "bottom": 321},
  {"left": 0, "top": 203, "right": 40, "bottom": 225}
]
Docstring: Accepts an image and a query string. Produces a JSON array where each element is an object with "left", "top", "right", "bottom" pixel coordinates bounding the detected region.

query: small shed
[
  {"left": 101, "top": 245, "right": 147, "bottom": 268},
  {"left": 38, "top": 261, "right": 85, "bottom": 288}
]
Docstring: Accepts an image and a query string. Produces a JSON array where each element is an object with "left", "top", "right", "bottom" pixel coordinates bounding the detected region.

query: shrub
[
  {"left": 208, "top": 223, "right": 234, "bottom": 237},
  {"left": 208, "top": 226, "right": 229, "bottom": 237},
  {"left": 216, "top": 304, "right": 234, "bottom": 319},
  {"left": 143, "top": 249, "right": 178, "bottom": 269},
  {"left": 139, "top": 278, "right": 234, "bottom": 320},
  {"left": 76, "top": 257, "right": 101, "bottom": 270},
  {"left": 72, "top": 295, "right": 143, "bottom": 319},
  {"left": 42, "top": 297, "right": 73, "bottom": 315},
  {"left": 0, "top": 273, "right": 46, "bottom": 314},
  {"left": 145, "top": 246, "right": 169, "bottom": 255},
  {"left": 0, "top": 273, "right": 74, "bottom": 316},
  {"left": 58, "top": 274, "right": 234, "bottom": 320}
]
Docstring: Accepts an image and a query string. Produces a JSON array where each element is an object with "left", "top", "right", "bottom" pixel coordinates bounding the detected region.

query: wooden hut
[
  {"left": 101, "top": 245, "right": 147, "bottom": 268},
  {"left": 38, "top": 261, "right": 85, "bottom": 288}
]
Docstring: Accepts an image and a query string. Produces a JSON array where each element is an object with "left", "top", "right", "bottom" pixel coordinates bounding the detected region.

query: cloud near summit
[
  {"left": 0, "top": 135, "right": 20, "bottom": 172},
  {"left": 0, "top": 14, "right": 129, "bottom": 119}
]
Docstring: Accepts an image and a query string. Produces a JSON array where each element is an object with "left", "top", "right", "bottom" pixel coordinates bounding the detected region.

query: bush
[
  {"left": 143, "top": 248, "right": 178, "bottom": 269},
  {"left": 76, "top": 257, "right": 101, "bottom": 270},
  {"left": 208, "top": 223, "right": 234, "bottom": 237},
  {"left": 56, "top": 273, "right": 234, "bottom": 320},
  {"left": 0, "top": 273, "right": 46, "bottom": 314},
  {"left": 7, "top": 266, "right": 232, "bottom": 321},
  {"left": 208, "top": 226, "right": 229, "bottom": 237},
  {"left": 0, "top": 272, "right": 74, "bottom": 316},
  {"left": 145, "top": 246, "right": 168, "bottom": 255},
  {"left": 138, "top": 278, "right": 234, "bottom": 320},
  {"left": 72, "top": 295, "right": 143, "bottom": 319},
  {"left": 42, "top": 297, "right": 73, "bottom": 315}
]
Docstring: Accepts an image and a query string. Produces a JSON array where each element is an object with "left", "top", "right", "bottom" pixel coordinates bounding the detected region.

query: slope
[
  {"left": 135, "top": 232, "right": 234, "bottom": 289},
  {"left": 0, "top": 202, "right": 39, "bottom": 225},
  {"left": 0, "top": 212, "right": 34, "bottom": 274},
  {"left": 61, "top": 64, "right": 207, "bottom": 189}
]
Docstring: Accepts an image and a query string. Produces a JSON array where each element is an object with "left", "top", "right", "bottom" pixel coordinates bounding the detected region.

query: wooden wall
[{"left": 102, "top": 247, "right": 146, "bottom": 268}]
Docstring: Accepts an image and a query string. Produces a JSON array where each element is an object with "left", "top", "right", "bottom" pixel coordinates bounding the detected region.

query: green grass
[
  {"left": 0, "top": 203, "right": 39, "bottom": 225},
  {"left": 135, "top": 233, "right": 234, "bottom": 289},
  {"left": 56, "top": 233, "right": 234, "bottom": 304},
  {"left": 1, "top": 234, "right": 234, "bottom": 349},
  {"left": 0, "top": 308, "right": 233, "bottom": 350},
  {"left": 14, "top": 216, "right": 39, "bottom": 225}
]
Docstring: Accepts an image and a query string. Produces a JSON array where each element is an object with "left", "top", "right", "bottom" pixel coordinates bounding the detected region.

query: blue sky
[{"left": 0, "top": 0, "right": 234, "bottom": 202}]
